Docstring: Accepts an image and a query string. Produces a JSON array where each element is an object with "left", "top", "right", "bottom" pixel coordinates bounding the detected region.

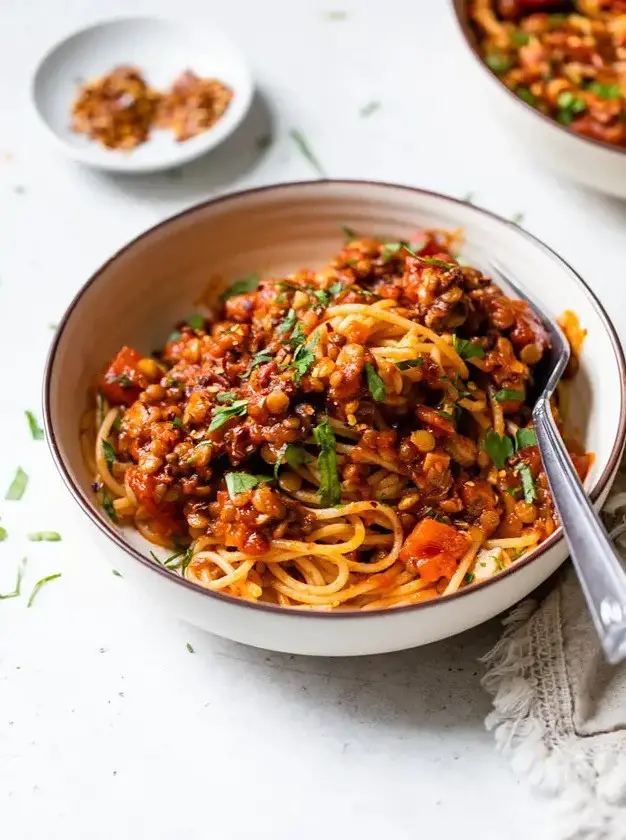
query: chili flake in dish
[
  {"left": 156, "top": 71, "right": 233, "bottom": 142},
  {"left": 71, "top": 66, "right": 162, "bottom": 150},
  {"left": 83, "top": 229, "right": 591, "bottom": 611},
  {"left": 470, "top": 0, "right": 626, "bottom": 147}
]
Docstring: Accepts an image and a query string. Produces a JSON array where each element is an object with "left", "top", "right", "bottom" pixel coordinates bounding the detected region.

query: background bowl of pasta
[
  {"left": 44, "top": 180, "right": 626, "bottom": 656},
  {"left": 451, "top": 0, "right": 626, "bottom": 198}
]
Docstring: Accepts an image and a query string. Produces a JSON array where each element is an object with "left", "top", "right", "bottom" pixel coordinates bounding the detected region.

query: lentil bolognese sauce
[
  {"left": 83, "top": 228, "right": 590, "bottom": 610},
  {"left": 470, "top": 1, "right": 626, "bottom": 148}
]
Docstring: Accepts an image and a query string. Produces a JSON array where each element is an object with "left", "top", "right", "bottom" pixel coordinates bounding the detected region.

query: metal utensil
[{"left": 488, "top": 259, "right": 626, "bottom": 664}]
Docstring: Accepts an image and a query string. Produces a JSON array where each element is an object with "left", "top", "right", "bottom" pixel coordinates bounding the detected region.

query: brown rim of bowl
[
  {"left": 42, "top": 178, "right": 626, "bottom": 620},
  {"left": 450, "top": 0, "right": 626, "bottom": 159}
]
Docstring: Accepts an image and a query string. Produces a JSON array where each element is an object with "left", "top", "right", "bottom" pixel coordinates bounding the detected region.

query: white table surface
[{"left": 1, "top": 1, "right": 625, "bottom": 838}]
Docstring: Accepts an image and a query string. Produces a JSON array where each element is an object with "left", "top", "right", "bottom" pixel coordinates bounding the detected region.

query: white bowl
[
  {"left": 31, "top": 16, "right": 254, "bottom": 173},
  {"left": 450, "top": 1, "right": 626, "bottom": 198},
  {"left": 43, "top": 180, "right": 626, "bottom": 656}
]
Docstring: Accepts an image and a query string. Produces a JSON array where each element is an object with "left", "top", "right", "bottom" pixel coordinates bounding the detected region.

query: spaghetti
[{"left": 83, "top": 228, "right": 591, "bottom": 610}]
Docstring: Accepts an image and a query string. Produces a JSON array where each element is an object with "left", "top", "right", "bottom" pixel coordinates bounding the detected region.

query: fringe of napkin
[{"left": 481, "top": 472, "right": 626, "bottom": 840}]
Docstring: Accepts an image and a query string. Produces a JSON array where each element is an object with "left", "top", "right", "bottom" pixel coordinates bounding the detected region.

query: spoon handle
[{"left": 534, "top": 397, "right": 626, "bottom": 664}]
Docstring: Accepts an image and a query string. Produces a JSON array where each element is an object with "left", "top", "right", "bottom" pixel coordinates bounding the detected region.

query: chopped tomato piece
[
  {"left": 399, "top": 518, "right": 471, "bottom": 583},
  {"left": 99, "top": 346, "right": 146, "bottom": 406},
  {"left": 126, "top": 467, "right": 180, "bottom": 537}
]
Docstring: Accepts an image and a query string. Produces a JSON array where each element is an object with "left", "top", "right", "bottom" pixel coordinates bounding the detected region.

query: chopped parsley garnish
[
  {"left": 290, "top": 129, "right": 325, "bottom": 177},
  {"left": 341, "top": 224, "right": 357, "bottom": 241},
  {"left": 287, "top": 323, "right": 306, "bottom": 347},
  {"left": 463, "top": 572, "right": 475, "bottom": 585},
  {"left": 504, "top": 485, "right": 522, "bottom": 499},
  {"left": 484, "top": 431, "right": 514, "bottom": 470},
  {"left": 220, "top": 274, "right": 260, "bottom": 301},
  {"left": 25, "top": 410, "right": 44, "bottom": 440},
  {"left": 396, "top": 358, "right": 423, "bottom": 370},
  {"left": 313, "top": 418, "right": 341, "bottom": 507},
  {"left": 365, "top": 362, "right": 387, "bottom": 402},
  {"left": 462, "top": 191, "right": 474, "bottom": 203},
  {"left": 516, "top": 86, "right": 536, "bottom": 106},
  {"left": 381, "top": 241, "right": 405, "bottom": 263},
  {"left": 180, "top": 546, "right": 194, "bottom": 577},
  {"left": 403, "top": 244, "right": 456, "bottom": 269},
  {"left": 216, "top": 391, "right": 236, "bottom": 404},
  {"left": 485, "top": 52, "right": 513, "bottom": 74},
  {"left": 167, "top": 330, "right": 181, "bottom": 343},
  {"left": 511, "top": 31, "right": 530, "bottom": 46},
  {"left": 5, "top": 467, "right": 28, "bottom": 500},
  {"left": 0, "top": 526, "right": 7, "bottom": 541},
  {"left": 452, "top": 334, "right": 485, "bottom": 360},
  {"left": 359, "top": 100, "right": 381, "bottom": 118},
  {"left": 326, "top": 10, "right": 347, "bottom": 20},
  {"left": 312, "top": 289, "right": 332, "bottom": 307},
  {"left": 328, "top": 281, "right": 343, "bottom": 296},
  {"left": 112, "top": 414, "right": 122, "bottom": 431},
  {"left": 276, "top": 308, "right": 297, "bottom": 336},
  {"left": 170, "top": 416, "right": 183, "bottom": 428},
  {"left": 556, "top": 90, "right": 586, "bottom": 125},
  {"left": 510, "top": 211, "right": 525, "bottom": 225},
  {"left": 105, "top": 374, "right": 133, "bottom": 388},
  {"left": 240, "top": 351, "right": 273, "bottom": 380},
  {"left": 516, "top": 463, "right": 537, "bottom": 503},
  {"left": 102, "top": 439, "right": 116, "bottom": 468},
  {"left": 186, "top": 642, "right": 195, "bottom": 654},
  {"left": 225, "top": 472, "right": 272, "bottom": 498},
  {"left": 187, "top": 314, "right": 205, "bottom": 330},
  {"left": 588, "top": 82, "right": 621, "bottom": 100},
  {"left": 290, "top": 333, "right": 318, "bottom": 384},
  {"left": 27, "top": 573, "right": 62, "bottom": 608},
  {"left": 209, "top": 399, "right": 248, "bottom": 432},
  {"left": 515, "top": 428, "right": 537, "bottom": 450},
  {"left": 494, "top": 388, "right": 524, "bottom": 402},
  {"left": 0, "top": 558, "right": 26, "bottom": 600},
  {"left": 27, "top": 531, "right": 62, "bottom": 542},
  {"left": 150, "top": 548, "right": 186, "bottom": 568},
  {"left": 102, "top": 489, "right": 117, "bottom": 523},
  {"left": 274, "top": 443, "right": 313, "bottom": 479},
  {"left": 112, "top": 569, "right": 123, "bottom": 577}
]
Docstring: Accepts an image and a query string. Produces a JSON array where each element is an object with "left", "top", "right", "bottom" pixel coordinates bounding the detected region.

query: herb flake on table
[
  {"left": 325, "top": 10, "right": 347, "bottom": 20},
  {"left": 27, "top": 573, "right": 62, "bottom": 608},
  {"left": 112, "top": 569, "right": 123, "bottom": 577},
  {"left": 359, "top": 101, "right": 381, "bottom": 118},
  {"left": 0, "top": 558, "right": 26, "bottom": 600},
  {"left": 25, "top": 411, "right": 44, "bottom": 440},
  {"left": 0, "top": 526, "right": 6, "bottom": 541},
  {"left": 186, "top": 642, "right": 195, "bottom": 653},
  {"left": 313, "top": 418, "right": 340, "bottom": 506},
  {"left": 510, "top": 211, "right": 525, "bottom": 225},
  {"left": 5, "top": 467, "right": 28, "bottom": 500},
  {"left": 27, "top": 531, "right": 62, "bottom": 542},
  {"left": 290, "top": 129, "right": 325, "bottom": 177}
]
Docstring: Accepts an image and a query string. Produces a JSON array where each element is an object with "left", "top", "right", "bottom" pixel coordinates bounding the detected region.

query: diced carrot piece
[
  {"left": 99, "top": 346, "right": 146, "bottom": 406},
  {"left": 399, "top": 518, "right": 471, "bottom": 583}
]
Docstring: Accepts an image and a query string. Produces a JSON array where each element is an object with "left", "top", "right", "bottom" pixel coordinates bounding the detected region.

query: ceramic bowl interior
[
  {"left": 45, "top": 180, "right": 625, "bottom": 625},
  {"left": 31, "top": 16, "right": 253, "bottom": 173}
]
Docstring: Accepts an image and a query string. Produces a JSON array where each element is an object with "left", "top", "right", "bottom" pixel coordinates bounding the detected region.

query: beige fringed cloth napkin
[{"left": 482, "top": 470, "right": 626, "bottom": 840}]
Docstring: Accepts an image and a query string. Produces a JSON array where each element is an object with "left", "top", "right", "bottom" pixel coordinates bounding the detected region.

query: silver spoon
[{"left": 488, "top": 259, "right": 626, "bottom": 664}]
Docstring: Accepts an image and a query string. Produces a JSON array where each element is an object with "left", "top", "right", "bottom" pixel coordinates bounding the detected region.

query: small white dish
[{"left": 31, "top": 16, "right": 254, "bottom": 173}]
